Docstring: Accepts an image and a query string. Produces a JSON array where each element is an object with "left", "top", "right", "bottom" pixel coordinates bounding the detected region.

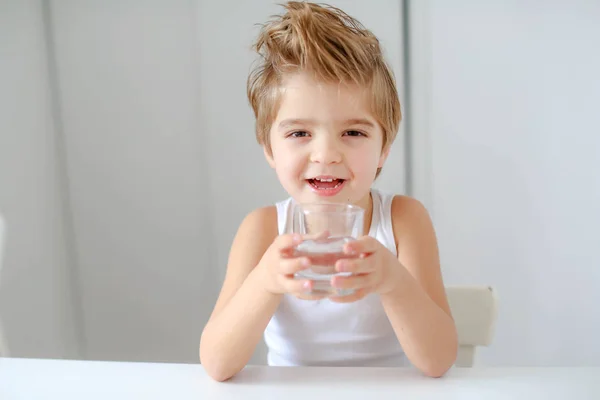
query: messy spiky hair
[{"left": 247, "top": 1, "right": 401, "bottom": 176}]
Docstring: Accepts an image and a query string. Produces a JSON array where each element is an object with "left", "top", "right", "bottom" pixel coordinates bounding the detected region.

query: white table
[{"left": 1, "top": 358, "right": 598, "bottom": 399}]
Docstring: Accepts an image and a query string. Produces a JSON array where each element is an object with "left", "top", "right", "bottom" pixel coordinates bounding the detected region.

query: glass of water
[{"left": 292, "top": 203, "right": 365, "bottom": 296}]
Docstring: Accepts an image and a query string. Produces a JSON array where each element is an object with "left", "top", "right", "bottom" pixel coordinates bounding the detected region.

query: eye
[
  {"left": 288, "top": 131, "right": 309, "bottom": 138},
  {"left": 344, "top": 130, "right": 367, "bottom": 137}
]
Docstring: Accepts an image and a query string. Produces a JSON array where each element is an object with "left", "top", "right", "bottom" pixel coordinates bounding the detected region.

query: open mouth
[{"left": 307, "top": 177, "right": 346, "bottom": 190}]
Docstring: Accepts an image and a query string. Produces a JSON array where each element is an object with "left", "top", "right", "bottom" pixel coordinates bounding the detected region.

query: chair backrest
[
  {"left": 446, "top": 285, "right": 498, "bottom": 367},
  {"left": 0, "top": 214, "right": 8, "bottom": 356}
]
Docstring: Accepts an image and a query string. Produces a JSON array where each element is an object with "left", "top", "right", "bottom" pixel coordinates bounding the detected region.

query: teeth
[
  {"left": 309, "top": 180, "right": 344, "bottom": 189},
  {"left": 315, "top": 178, "right": 334, "bottom": 182}
]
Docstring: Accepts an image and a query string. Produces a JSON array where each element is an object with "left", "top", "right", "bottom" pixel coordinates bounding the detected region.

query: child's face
[{"left": 265, "top": 72, "right": 389, "bottom": 207}]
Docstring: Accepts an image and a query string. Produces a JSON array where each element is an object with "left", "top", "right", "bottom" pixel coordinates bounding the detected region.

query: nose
[{"left": 310, "top": 136, "right": 342, "bottom": 164}]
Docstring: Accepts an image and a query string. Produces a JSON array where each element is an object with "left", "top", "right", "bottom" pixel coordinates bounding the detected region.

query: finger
[
  {"left": 335, "top": 257, "right": 376, "bottom": 274},
  {"left": 344, "top": 236, "right": 379, "bottom": 256},
  {"left": 276, "top": 234, "right": 303, "bottom": 255},
  {"left": 279, "top": 275, "right": 314, "bottom": 295},
  {"left": 329, "top": 287, "right": 370, "bottom": 303},
  {"left": 331, "top": 273, "right": 376, "bottom": 290},
  {"left": 279, "top": 257, "right": 311, "bottom": 275}
]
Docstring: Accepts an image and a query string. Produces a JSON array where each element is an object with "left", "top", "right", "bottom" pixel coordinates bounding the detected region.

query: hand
[
  {"left": 256, "top": 234, "right": 324, "bottom": 300},
  {"left": 329, "top": 236, "right": 401, "bottom": 303}
]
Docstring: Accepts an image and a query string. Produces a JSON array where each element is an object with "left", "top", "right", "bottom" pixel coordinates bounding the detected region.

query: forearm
[
  {"left": 200, "top": 268, "right": 282, "bottom": 381},
  {"left": 380, "top": 266, "right": 458, "bottom": 377}
]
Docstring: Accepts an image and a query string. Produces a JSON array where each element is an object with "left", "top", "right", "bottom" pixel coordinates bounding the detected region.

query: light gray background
[{"left": 0, "top": 0, "right": 598, "bottom": 366}]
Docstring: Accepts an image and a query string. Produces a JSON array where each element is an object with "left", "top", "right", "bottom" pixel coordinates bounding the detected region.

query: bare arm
[
  {"left": 380, "top": 196, "right": 458, "bottom": 377},
  {"left": 199, "top": 207, "right": 281, "bottom": 381}
]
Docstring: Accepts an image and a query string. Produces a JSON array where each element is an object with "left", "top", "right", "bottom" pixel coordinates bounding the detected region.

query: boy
[{"left": 200, "top": 1, "right": 457, "bottom": 381}]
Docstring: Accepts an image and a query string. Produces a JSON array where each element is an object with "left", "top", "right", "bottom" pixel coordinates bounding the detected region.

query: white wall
[
  {"left": 7, "top": 0, "right": 598, "bottom": 368},
  {"left": 48, "top": 0, "right": 216, "bottom": 362},
  {"left": 0, "top": 0, "right": 79, "bottom": 359},
  {"left": 410, "top": 0, "right": 600, "bottom": 366}
]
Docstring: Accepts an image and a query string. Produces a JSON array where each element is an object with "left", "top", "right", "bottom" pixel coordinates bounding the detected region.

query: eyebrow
[
  {"left": 278, "top": 119, "right": 317, "bottom": 130},
  {"left": 277, "top": 118, "right": 375, "bottom": 130},
  {"left": 344, "top": 118, "right": 376, "bottom": 128}
]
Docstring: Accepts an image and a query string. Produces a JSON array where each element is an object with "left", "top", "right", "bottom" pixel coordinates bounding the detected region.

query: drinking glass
[{"left": 292, "top": 203, "right": 364, "bottom": 296}]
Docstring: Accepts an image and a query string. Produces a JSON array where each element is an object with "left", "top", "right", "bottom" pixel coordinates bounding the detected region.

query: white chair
[
  {"left": 0, "top": 214, "right": 8, "bottom": 357},
  {"left": 446, "top": 285, "right": 498, "bottom": 367}
]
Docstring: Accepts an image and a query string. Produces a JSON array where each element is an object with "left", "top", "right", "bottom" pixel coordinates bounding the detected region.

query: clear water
[{"left": 294, "top": 236, "right": 357, "bottom": 296}]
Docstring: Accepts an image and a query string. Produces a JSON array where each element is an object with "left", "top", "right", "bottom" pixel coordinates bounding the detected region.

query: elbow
[
  {"left": 202, "top": 362, "right": 238, "bottom": 382},
  {"left": 199, "top": 334, "right": 241, "bottom": 382},
  {"left": 421, "top": 333, "right": 458, "bottom": 378},
  {"left": 422, "top": 363, "right": 452, "bottom": 379},
  {"left": 420, "top": 353, "right": 455, "bottom": 378},
  {"left": 200, "top": 348, "right": 239, "bottom": 382}
]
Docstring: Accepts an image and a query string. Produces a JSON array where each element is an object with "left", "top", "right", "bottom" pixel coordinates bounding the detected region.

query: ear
[
  {"left": 263, "top": 146, "right": 275, "bottom": 168},
  {"left": 378, "top": 146, "right": 391, "bottom": 168}
]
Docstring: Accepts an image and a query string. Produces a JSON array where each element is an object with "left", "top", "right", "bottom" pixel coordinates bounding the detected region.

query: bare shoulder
[
  {"left": 207, "top": 205, "right": 278, "bottom": 320},
  {"left": 390, "top": 195, "right": 434, "bottom": 242},
  {"left": 232, "top": 205, "right": 278, "bottom": 262},
  {"left": 390, "top": 195, "right": 451, "bottom": 315},
  {"left": 389, "top": 194, "right": 437, "bottom": 260}
]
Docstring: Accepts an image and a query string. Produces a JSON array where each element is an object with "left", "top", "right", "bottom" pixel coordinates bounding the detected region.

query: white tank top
[{"left": 264, "top": 189, "right": 407, "bottom": 367}]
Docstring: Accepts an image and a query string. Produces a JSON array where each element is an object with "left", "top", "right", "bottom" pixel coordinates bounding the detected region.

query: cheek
[
  {"left": 347, "top": 147, "right": 380, "bottom": 177},
  {"left": 272, "top": 145, "right": 305, "bottom": 178}
]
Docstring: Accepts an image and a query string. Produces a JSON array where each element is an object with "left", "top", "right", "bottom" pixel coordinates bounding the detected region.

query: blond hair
[{"left": 247, "top": 1, "right": 401, "bottom": 176}]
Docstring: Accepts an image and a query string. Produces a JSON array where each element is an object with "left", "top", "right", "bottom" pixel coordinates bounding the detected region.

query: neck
[{"left": 356, "top": 190, "right": 373, "bottom": 236}]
